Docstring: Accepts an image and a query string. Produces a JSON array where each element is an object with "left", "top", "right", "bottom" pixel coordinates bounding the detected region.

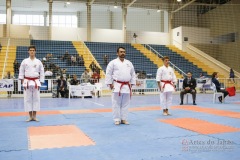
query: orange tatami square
[
  {"left": 28, "top": 125, "right": 95, "bottom": 150},
  {"left": 160, "top": 118, "right": 240, "bottom": 134}
]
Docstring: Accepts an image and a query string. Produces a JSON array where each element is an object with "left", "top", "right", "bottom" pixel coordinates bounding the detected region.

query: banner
[
  {"left": 145, "top": 79, "right": 158, "bottom": 89},
  {"left": 69, "top": 83, "right": 95, "bottom": 97},
  {"left": 0, "top": 79, "right": 14, "bottom": 91},
  {"left": 132, "top": 79, "right": 145, "bottom": 89}
]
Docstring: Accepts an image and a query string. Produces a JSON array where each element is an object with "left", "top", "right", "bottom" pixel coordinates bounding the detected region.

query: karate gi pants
[
  {"left": 112, "top": 92, "right": 130, "bottom": 122},
  {"left": 160, "top": 91, "right": 173, "bottom": 109},
  {"left": 24, "top": 85, "right": 40, "bottom": 112}
]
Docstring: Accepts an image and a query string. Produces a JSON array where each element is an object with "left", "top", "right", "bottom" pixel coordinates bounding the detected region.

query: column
[
  {"left": 5, "top": 0, "right": 12, "bottom": 37},
  {"left": 48, "top": 0, "right": 53, "bottom": 40},
  {"left": 77, "top": 11, "right": 81, "bottom": 28},
  {"left": 44, "top": 11, "right": 47, "bottom": 26},
  {"left": 86, "top": 2, "right": 91, "bottom": 41},
  {"left": 168, "top": 12, "right": 173, "bottom": 45},
  {"left": 122, "top": 7, "right": 127, "bottom": 43},
  {"left": 160, "top": 11, "right": 164, "bottom": 32}
]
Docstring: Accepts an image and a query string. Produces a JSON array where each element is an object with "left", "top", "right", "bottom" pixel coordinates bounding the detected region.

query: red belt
[
  {"left": 24, "top": 77, "right": 39, "bottom": 89},
  {"left": 161, "top": 80, "right": 175, "bottom": 90},
  {"left": 114, "top": 80, "right": 132, "bottom": 97}
]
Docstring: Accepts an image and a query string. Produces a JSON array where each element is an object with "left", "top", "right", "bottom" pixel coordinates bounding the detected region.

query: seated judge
[
  {"left": 57, "top": 76, "right": 67, "bottom": 98},
  {"left": 180, "top": 71, "right": 197, "bottom": 105},
  {"left": 212, "top": 72, "right": 229, "bottom": 103}
]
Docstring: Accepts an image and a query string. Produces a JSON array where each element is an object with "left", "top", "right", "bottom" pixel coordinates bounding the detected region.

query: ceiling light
[
  {"left": 66, "top": 2, "right": 70, "bottom": 5},
  {"left": 157, "top": 9, "right": 160, "bottom": 12},
  {"left": 177, "top": 0, "right": 182, "bottom": 2},
  {"left": 114, "top": 2, "right": 118, "bottom": 8}
]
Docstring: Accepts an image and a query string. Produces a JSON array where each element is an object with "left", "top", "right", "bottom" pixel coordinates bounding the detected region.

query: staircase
[
  {"left": 132, "top": 44, "right": 182, "bottom": 78},
  {"left": 72, "top": 41, "right": 105, "bottom": 78},
  {"left": 167, "top": 45, "right": 225, "bottom": 78},
  {"left": 0, "top": 46, "right": 16, "bottom": 78}
]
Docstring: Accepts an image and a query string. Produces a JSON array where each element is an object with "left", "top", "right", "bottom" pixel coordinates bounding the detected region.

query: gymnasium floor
[{"left": 0, "top": 93, "right": 240, "bottom": 160}]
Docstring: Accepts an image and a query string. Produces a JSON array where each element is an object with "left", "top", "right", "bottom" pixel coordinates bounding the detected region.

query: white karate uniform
[
  {"left": 156, "top": 65, "right": 177, "bottom": 109},
  {"left": 19, "top": 57, "right": 45, "bottom": 112},
  {"left": 105, "top": 58, "right": 136, "bottom": 122}
]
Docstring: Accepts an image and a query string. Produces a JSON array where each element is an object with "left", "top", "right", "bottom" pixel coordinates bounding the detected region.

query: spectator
[
  {"left": 71, "top": 55, "right": 76, "bottom": 66},
  {"left": 61, "top": 68, "right": 68, "bottom": 80},
  {"left": 70, "top": 74, "right": 80, "bottom": 85},
  {"left": 229, "top": 68, "right": 235, "bottom": 83},
  {"left": 138, "top": 71, "right": 146, "bottom": 94},
  {"left": 57, "top": 76, "right": 67, "bottom": 98},
  {"left": 4, "top": 71, "right": 15, "bottom": 97},
  {"left": 91, "top": 70, "right": 101, "bottom": 84},
  {"left": 212, "top": 72, "right": 229, "bottom": 103},
  {"left": 81, "top": 69, "right": 91, "bottom": 83},
  {"left": 62, "top": 51, "right": 69, "bottom": 61},
  {"left": 13, "top": 59, "right": 20, "bottom": 73},
  {"left": 89, "top": 61, "right": 97, "bottom": 72},
  {"left": 199, "top": 72, "right": 205, "bottom": 78},
  {"left": 180, "top": 71, "right": 197, "bottom": 105},
  {"left": 0, "top": 43, "right": 2, "bottom": 52},
  {"left": 45, "top": 69, "right": 53, "bottom": 77},
  {"left": 103, "top": 54, "right": 109, "bottom": 66},
  {"left": 133, "top": 33, "right": 138, "bottom": 43}
]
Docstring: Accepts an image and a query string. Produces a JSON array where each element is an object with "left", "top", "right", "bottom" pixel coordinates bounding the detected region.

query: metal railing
[
  {"left": 1, "top": 38, "right": 10, "bottom": 79},
  {"left": 142, "top": 43, "right": 187, "bottom": 77}
]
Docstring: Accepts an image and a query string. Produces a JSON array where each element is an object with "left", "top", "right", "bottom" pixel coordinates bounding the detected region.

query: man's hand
[
  {"left": 109, "top": 84, "right": 114, "bottom": 90},
  {"left": 185, "top": 87, "right": 190, "bottom": 90}
]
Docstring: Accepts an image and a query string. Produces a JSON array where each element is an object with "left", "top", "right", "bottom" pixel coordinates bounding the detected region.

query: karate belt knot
[
  {"left": 161, "top": 80, "right": 175, "bottom": 91},
  {"left": 114, "top": 80, "right": 132, "bottom": 97},
  {"left": 24, "top": 77, "right": 39, "bottom": 90}
]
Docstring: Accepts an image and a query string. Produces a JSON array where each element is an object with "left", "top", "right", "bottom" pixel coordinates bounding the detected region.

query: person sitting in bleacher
[
  {"left": 89, "top": 61, "right": 97, "bottom": 72},
  {"left": 57, "top": 76, "right": 68, "bottom": 98},
  {"left": 81, "top": 69, "right": 91, "bottom": 83},
  {"left": 180, "top": 71, "right": 197, "bottom": 105},
  {"left": 91, "top": 70, "right": 101, "bottom": 84},
  {"left": 62, "top": 51, "right": 69, "bottom": 61},
  {"left": 13, "top": 59, "right": 20, "bottom": 73},
  {"left": 70, "top": 74, "right": 80, "bottom": 85},
  {"left": 212, "top": 72, "right": 229, "bottom": 103}
]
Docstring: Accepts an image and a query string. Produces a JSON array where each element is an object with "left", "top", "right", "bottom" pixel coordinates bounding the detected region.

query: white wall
[
  {"left": 30, "top": 26, "right": 49, "bottom": 40},
  {"left": 172, "top": 26, "right": 211, "bottom": 51},
  {"left": 172, "top": 26, "right": 182, "bottom": 49},
  {"left": 10, "top": 24, "right": 29, "bottom": 38},
  {"left": 91, "top": 29, "right": 123, "bottom": 43},
  {"left": 51, "top": 27, "right": 85, "bottom": 41},
  {"left": 0, "top": 24, "right": 3, "bottom": 37},
  {"left": 127, "top": 30, "right": 170, "bottom": 45}
]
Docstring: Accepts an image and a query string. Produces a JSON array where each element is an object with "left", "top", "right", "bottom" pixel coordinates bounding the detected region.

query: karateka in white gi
[
  {"left": 156, "top": 56, "right": 177, "bottom": 116},
  {"left": 105, "top": 47, "right": 136, "bottom": 125},
  {"left": 19, "top": 45, "right": 45, "bottom": 122}
]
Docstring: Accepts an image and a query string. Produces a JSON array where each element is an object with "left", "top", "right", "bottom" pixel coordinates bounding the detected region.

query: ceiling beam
[
  {"left": 89, "top": 0, "right": 95, "bottom": 5},
  {"left": 172, "top": 0, "right": 196, "bottom": 13},
  {"left": 126, "top": 0, "right": 137, "bottom": 8}
]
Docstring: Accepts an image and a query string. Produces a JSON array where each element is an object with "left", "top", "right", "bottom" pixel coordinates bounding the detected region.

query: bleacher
[
  {"left": 85, "top": 42, "right": 158, "bottom": 78},
  {"left": 149, "top": 45, "right": 208, "bottom": 78},
  {"left": 15, "top": 40, "right": 86, "bottom": 79}
]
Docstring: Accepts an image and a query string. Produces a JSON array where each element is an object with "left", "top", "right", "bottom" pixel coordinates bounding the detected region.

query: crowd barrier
[{"left": 0, "top": 78, "right": 239, "bottom": 98}]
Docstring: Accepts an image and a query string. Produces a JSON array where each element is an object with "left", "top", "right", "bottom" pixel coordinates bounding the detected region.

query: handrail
[
  {"left": 143, "top": 43, "right": 187, "bottom": 76},
  {"left": 1, "top": 38, "right": 10, "bottom": 79}
]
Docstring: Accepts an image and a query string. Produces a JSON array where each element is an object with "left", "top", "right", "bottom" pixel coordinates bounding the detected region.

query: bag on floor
[{"left": 226, "top": 86, "right": 236, "bottom": 97}]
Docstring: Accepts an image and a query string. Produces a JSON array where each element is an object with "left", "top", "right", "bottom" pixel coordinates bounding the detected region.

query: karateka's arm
[
  {"left": 130, "top": 64, "right": 136, "bottom": 86},
  {"left": 18, "top": 60, "right": 25, "bottom": 84},
  {"left": 39, "top": 62, "right": 45, "bottom": 83},
  {"left": 105, "top": 61, "right": 114, "bottom": 89},
  {"left": 156, "top": 68, "right": 162, "bottom": 91}
]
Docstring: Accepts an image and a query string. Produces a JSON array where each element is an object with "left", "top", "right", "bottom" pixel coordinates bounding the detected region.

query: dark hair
[
  {"left": 117, "top": 47, "right": 126, "bottom": 52},
  {"left": 212, "top": 72, "right": 218, "bottom": 78},
  {"left": 28, "top": 45, "right": 36, "bottom": 51},
  {"left": 162, "top": 56, "right": 170, "bottom": 61}
]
